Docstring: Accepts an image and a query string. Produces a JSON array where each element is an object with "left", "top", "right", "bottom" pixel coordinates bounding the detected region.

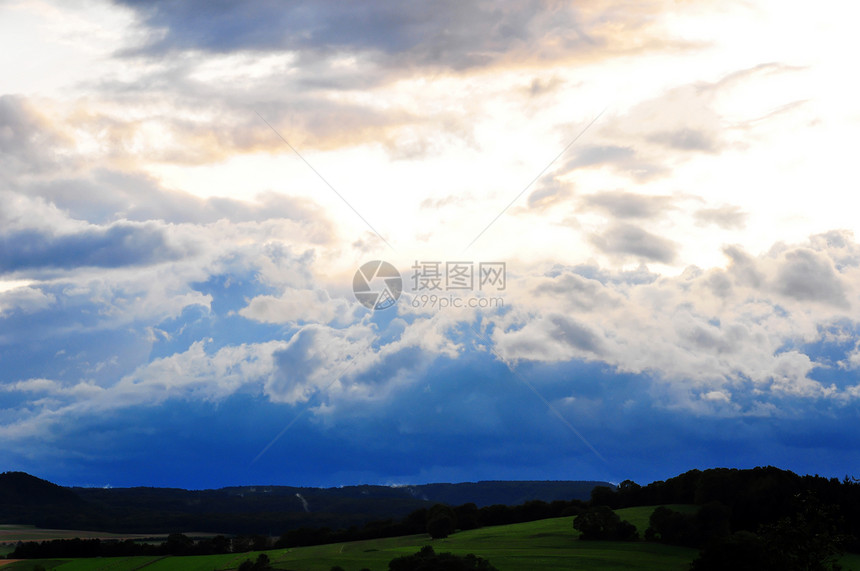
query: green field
[
  {"left": 3, "top": 510, "right": 859, "bottom": 571},
  {"left": 0, "top": 515, "right": 699, "bottom": 571}
]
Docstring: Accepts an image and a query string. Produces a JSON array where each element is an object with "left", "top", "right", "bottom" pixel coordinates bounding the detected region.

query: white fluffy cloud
[{"left": 491, "top": 230, "right": 860, "bottom": 408}]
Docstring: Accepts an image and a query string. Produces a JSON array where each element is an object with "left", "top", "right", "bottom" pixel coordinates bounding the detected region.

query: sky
[{"left": 1, "top": 0, "right": 860, "bottom": 490}]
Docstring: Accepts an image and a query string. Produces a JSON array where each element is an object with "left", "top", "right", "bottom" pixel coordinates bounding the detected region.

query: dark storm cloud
[
  {"left": 115, "top": 0, "right": 595, "bottom": 69},
  {"left": 582, "top": 190, "right": 674, "bottom": 219},
  {"left": 0, "top": 221, "right": 187, "bottom": 273},
  {"left": 590, "top": 223, "right": 678, "bottom": 263}
]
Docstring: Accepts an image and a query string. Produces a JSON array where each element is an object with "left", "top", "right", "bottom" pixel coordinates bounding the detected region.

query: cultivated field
[{"left": 0, "top": 525, "right": 175, "bottom": 543}]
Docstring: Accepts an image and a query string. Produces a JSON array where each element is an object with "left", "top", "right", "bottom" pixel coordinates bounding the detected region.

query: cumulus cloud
[
  {"left": 30, "top": 170, "right": 334, "bottom": 231},
  {"left": 527, "top": 177, "right": 572, "bottom": 211},
  {"left": 532, "top": 272, "right": 621, "bottom": 312},
  {"left": 589, "top": 223, "right": 678, "bottom": 263},
  {"left": 694, "top": 205, "right": 748, "bottom": 229},
  {"left": 775, "top": 248, "right": 849, "bottom": 308},
  {"left": 0, "top": 339, "right": 286, "bottom": 442},
  {"left": 113, "top": 339, "right": 285, "bottom": 403},
  {"left": 51, "top": 0, "right": 706, "bottom": 165},
  {"left": 240, "top": 289, "right": 356, "bottom": 325},
  {"left": 115, "top": 0, "right": 691, "bottom": 70},
  {"left": 562, "top": 145, "right": 664, "bottom": 180},
  {"left": 493, "top": 230, "right": 860, "bottom": 411},
  {"left": 0, "top": 96, "right": 66, "bottom": 174},
  {"left": 647, "top": 128, "right": 718, "bottom": 152},
  {"left": 0, "top": 285, "right": 55, "bottom": 316},
  {"left": 494, "top": 313, "right": 607, "bottom": 363},
  {"left": 558, "top": 63, "right": 806, "bottom": 184},
  {"left": 581, "top": 190, "right": 675, "bottom": 219},
  {"left": 0, "top": 221, "right": 189, "bottom": 273}
]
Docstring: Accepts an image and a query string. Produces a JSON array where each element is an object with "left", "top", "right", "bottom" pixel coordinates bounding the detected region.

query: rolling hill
[{"left": 0, "top": 472, "right": 609, "bottom": 535}]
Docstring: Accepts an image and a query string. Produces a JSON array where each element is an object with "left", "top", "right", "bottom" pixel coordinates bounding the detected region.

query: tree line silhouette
[
  {"left": 576, "top": 466, "right": 859, "bottom": 570},
  {"left": 9, "top": 497, "right": 587, "bottom": 559}
]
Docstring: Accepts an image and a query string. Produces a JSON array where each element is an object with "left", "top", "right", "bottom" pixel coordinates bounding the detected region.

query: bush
[
  {"left": 238, "top": 553, "right": 272, "bottom": 571},
  {"left": 389, "top": 545, "right": 499, "bottom": 571}
]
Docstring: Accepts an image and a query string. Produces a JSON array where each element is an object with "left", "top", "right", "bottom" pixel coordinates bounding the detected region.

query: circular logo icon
[{"left": 353, "top": 260, "right": 402, "bottom": 310}]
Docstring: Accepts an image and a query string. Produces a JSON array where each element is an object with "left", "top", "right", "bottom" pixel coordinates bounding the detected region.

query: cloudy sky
[{"left": 2, "top": 0, "right": 860, "bottom": 489}]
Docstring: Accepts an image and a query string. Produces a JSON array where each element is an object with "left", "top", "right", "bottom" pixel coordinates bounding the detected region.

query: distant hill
[
  {"left": 0, "top": 472, "right": 609, "bottom": 535},
  {"left": 0, "top": 471, "right": 81, "bottom": 506},
  {"left": 399, "top": 480, "right": 605, "bottom": 507},
  {"left": 0, "top": 472, "right": 89, "bottom": 529}
]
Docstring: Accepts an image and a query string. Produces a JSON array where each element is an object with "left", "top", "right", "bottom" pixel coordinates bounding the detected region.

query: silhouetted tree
[
  {"left": 573, "top": 506, "right": 638, "bottom": 541},
  {"left": 212, "top": 534, "right": 230, "bottom": 554},
  {"left": 644, "top": 503, "right": 729, "bottom": 547},
  {"left": 231, "top": 535, "right": 251, "bottom": 553},
  {"left": 427, "top": 504, "right": 457, "bottom": 539},
  {"left": 589, "top": 486, "right": 618, "bottom": 508},
  {"left": 758, "top": 494, "right": 846, "bottom": 571},
  {"left": 455, "top": 503, "right": 480, "bottom": 530},
  {"left": 250, "top": 534, "right": 271, "bottom": 551},
  {"left": 691, "top": 494, "right": 846, "bottom": 571},
  {"left": 163, "top": 533, "right": 193, "bottom": 555},
  {"left": 690, "top": 531, "right": 771, "bottom": 571}
]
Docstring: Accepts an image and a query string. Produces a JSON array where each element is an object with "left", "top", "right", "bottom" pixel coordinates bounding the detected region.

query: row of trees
[
  {"left": 591, "top": 466, "right": 860, "bottom": 542},
  {"left": 389, "top": 546, "right": 498, "bottom": 571},
  {"left": 9, "top": 532, "right": 273, "bottom": 559},
  {"left": 573, "top": 496, "right": 846, "bottom": 570},
  {"left": 274, "top": 497, "right": 589, "bottom": 548},
  {"left": 690, "top": 494, "right": 847, "bottom": 571},
  {"left": 9, "top": 497, "right": 590, "bottom": 559}
]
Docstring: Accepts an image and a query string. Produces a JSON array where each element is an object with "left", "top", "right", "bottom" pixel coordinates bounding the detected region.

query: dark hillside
[
  {"left": 0, "top": 471, "right": 88, "bottom": 527},
  {"left": 0, "top": 471, "right": 81, "bottom": 505},
  {"left": 1, "top": 472, "right": 609, "bottom": 534}
]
